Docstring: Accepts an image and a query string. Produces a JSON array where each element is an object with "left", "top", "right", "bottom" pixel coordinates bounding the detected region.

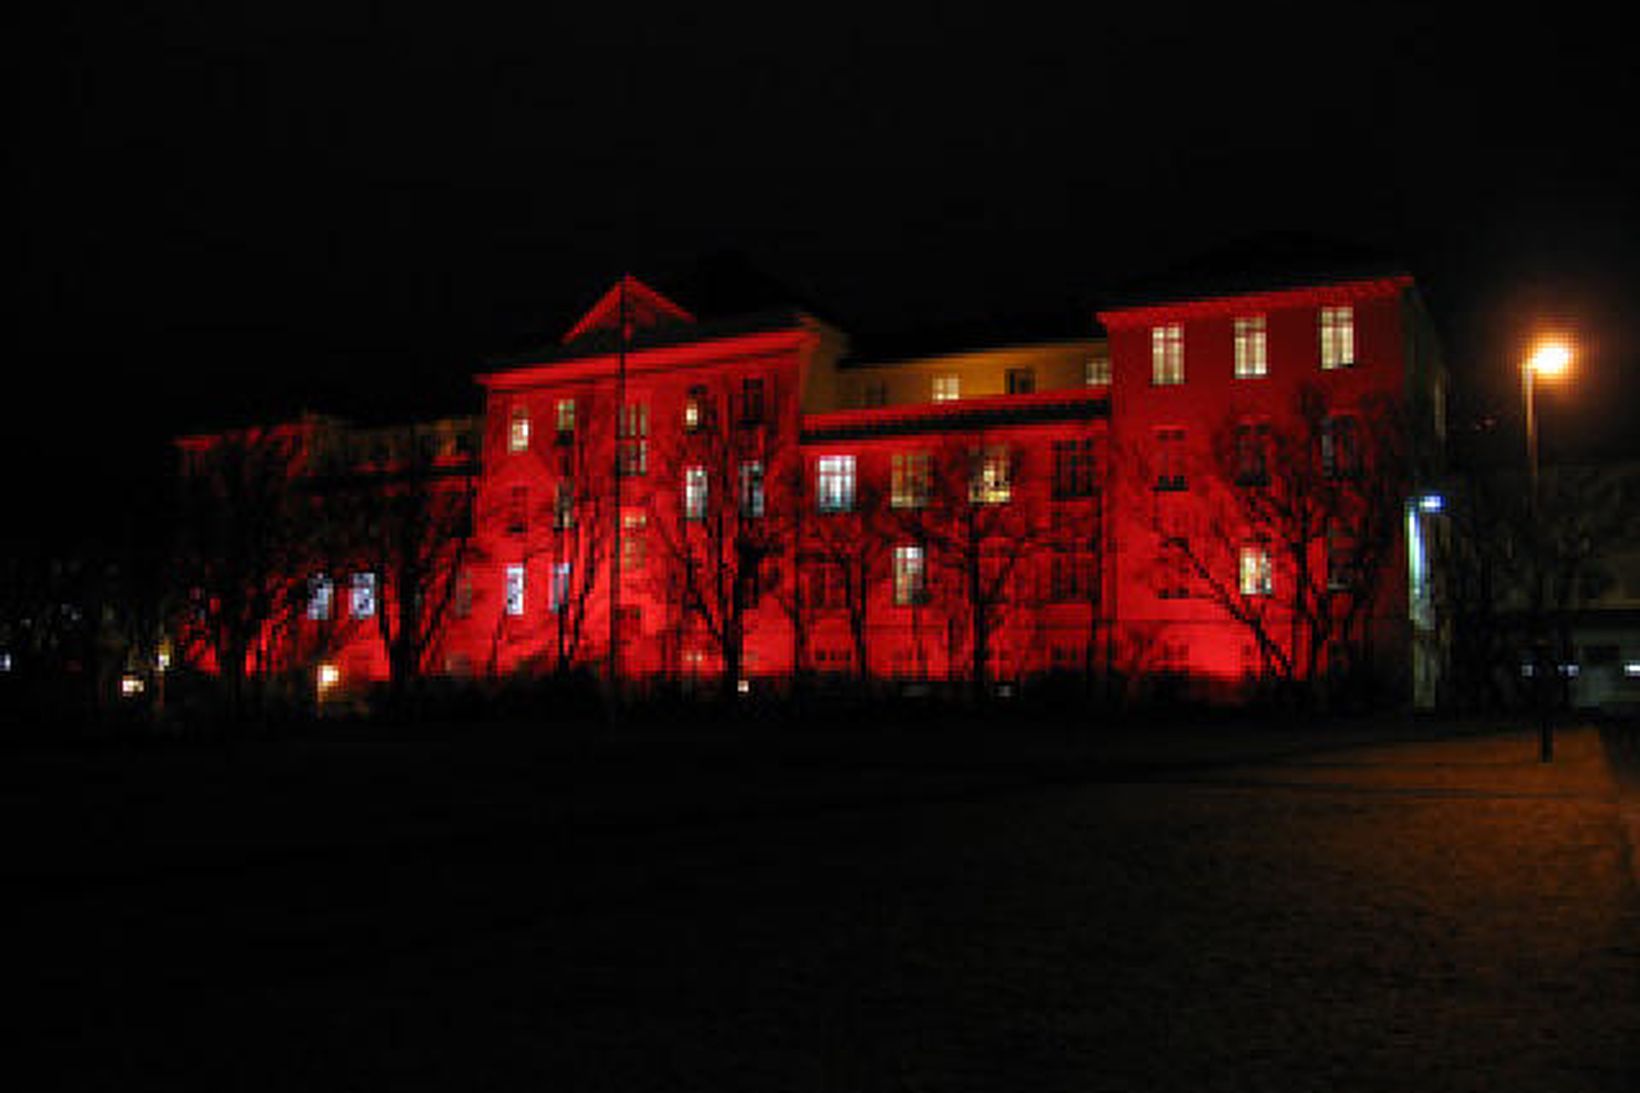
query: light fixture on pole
[{"left": 1522, "top": 336, "right": 1574, "bottom": 763}]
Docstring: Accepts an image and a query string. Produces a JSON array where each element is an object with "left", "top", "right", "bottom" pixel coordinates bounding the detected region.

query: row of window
[
  {"left": 507, "top": 379, "right": 772, "bottom": 455},
  {"left": 1151, "top": 306, "right": 1356, "bottom": 386},
  {"left": 1153, "top": 416, "right": 1362, "bottom": 491},
  {"left": 306, "top": 573, "right": 376, "bottom": 621}
]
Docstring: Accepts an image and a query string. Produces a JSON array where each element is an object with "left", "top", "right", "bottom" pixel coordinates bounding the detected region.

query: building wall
[{"left": 172, "top": 273, "right": 1446, "bottom": 706}]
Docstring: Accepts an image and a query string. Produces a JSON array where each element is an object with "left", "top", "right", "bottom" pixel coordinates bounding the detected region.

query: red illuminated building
[{"left": 174, "top": 266, "right": 1450, "bottom": 707}]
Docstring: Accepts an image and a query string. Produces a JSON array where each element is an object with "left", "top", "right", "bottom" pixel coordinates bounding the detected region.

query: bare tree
[
  {"left": 320, "top": 423, "right": 477, "bottom": 713},
  {"left": 646, "top": 375, "right": 790, "bottom": 699},
  {"left": 1133, "top": 385, "right": 1407, "bottom": 703},
  {"left": 902, "top": 436, "right": 1044, "bottom": 700},
  {"left": 172, "top": 426, "right": 306, "bottom": 721}
]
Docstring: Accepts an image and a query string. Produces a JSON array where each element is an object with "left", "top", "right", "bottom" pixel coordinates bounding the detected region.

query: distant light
[
  {"left": 0, "top": 652, "right": 11, "bottom": 673},
  {"left": 120, "top": 674, "right": 145, "bottom": 698},
  {"left": 1419, "top": 493, "right": 1444, "bottom": 513},
  {"left": 317, "top": 662, "right": 341, "bottom": 693},
  {"left": 737, "top": 678, "right": 751, "bottom": 694},
  {"left": 1521, "top": 663, "right": 1535, "bottom": 678},
  {"left": 156, "top": 649, "right": 171, "bottom": 672},
  {"left": 1559, "top": 663, "right": 1580, "bottom": 678},
  {"left": 1625, "top": 661, "right": 1640, "bottom": 679},
  {"left": 1526, "top": 341, "right": 1573, "bottom": 378}
]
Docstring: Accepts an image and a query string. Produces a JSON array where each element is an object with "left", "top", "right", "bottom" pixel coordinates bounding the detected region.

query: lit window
[
  {"left": 508, "top": 406, "right": 531, "bottom": 452},
  {"left": 504, "top": 564, "right": 525, "bottom": 616},
  {"left": 1084, "top": 356, "right": 1111, "bottom": 386},
  {"left": 684, "top": 385, "right": 708, "bottom": 432},
  {"left": 685, "top": 466, "right": 708, "bottom": 521},
  {"left": 307, "top": 574, "right": 333, "bottom": 621},
  {"left": 554, "top": 480, "right": 575, "bottom": 529},
  {"left": 817, "top": 455, "right": 856, "bottom": 513},
  {"left": 1234, "top": 315, "right": 1267, "bottom": 378},
  {"left": 931, "top": 374, "right": 960, "bottom": 402},
  {"left": 549, "top": 562, "right": 571, "bottom": 614},
  {"left": 621, "top": 511, "right": 646, "bottom": 571},
  {"left": 740, "top": 461, "right": 765, "bottom": 518},
  {"left": 1239, "top": 546, "right": 1273, "bottom": 597},
  {"left": 1152, "top": 324, "right": 1184, "bottom": 385},
  {"left": 555, "top": 398, "right": 576, "bottom": 436},
  {"left": 894, "top": 544, "right": 927, "bottom": 606},
  {"left": 891, "top": 452, "right": 930, "bottom": 509},
  {"left": 1320, "top": 306, "right": 1355, "bottom": 369},
  {"left": 970, "top": 445, "right": 1012, "bottom": 504},
  {"left": 351, "top": 572, "right": 377, "bottom": 618},
  {"left": 618, "top": 402, "right": 648, "bottom": 476}
]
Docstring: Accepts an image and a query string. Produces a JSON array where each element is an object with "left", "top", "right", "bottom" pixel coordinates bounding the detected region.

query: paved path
[{"left": 14, "top": 723, "right": 1639, "bottom": 1091}]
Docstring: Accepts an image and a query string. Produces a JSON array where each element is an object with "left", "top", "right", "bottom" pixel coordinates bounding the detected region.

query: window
[
  {"left": 504, "top": 564, "right": 525, "bottom": 616},
  {"left": 894, "top": 544, "right": 928, "bottom": 606},
  {"left": 1151, "top": 324, "right": 1184, "bottom": 385},
  {"left": 1326, "top": 523, "right": 1357, "bottom": 592},
  {"left": 549, "top": 562, "right": 571, "bottom": 614},
  {"left": 554, "top": 480, "right": 575, "bottom": 529},
  {"left": 555, "top": 398, "right": 576, "bottom": 437},
  {"left": 1053, "top": 438, "right": 1097, "bottom": 499},
  {"left": 1158, "top": 538, "right": 1191, "bottom": 600},
  {"left": 817, "top": 455, "right": 856, "bottom": 513},
  {"left": 1320, "top": 306, "right": 1355, "bottom": 369},
  {"left": 1234, "top": 422, "right": 1270, "bottom": 486},
  {"left": 684, "top": 466, "right": 708, "bottom": 521},
  {"left": 307, "top": 574, "right": 333, "bottom": 621},
  {"left": 931, "top": 374, "right": 960, "bottom": 402},
  {"left": 683, "top": 385, "right": 708, "bottom": 432},
  {"left": 508, "top": 405, "right": 531, "bottom": 453},
  {"left": 1051, "top": 552, "right": 1095, "bottom": 602},
  {"left": 454, "top": 570, "right": 472, "bottom": 618},
  {"left": 970, "top": 445, "right": 1012, "bottom": 504},
  {"left": 1234, "top": 315, "right": 1267, "bottom": 378},
  {"left": 891, "top": 452, "right": 931, "bottom": 509},
  {"left": 507, "top": 484, "right": 529, "bottom": 535},
  {"left": 740, "top": 461, "right": 765, "bottom": 518},
  {"left": 351, "top": 572, "right": 377, "bottom": 618},
  {"left": 1154, "top": 427, "right": 1187, "bottom": 490},
  {"left": 618, "top": 402, "right": 648, "bottom": 476},
  {"left": 739, "top": 377, "right": 766, "bottom": 424},
  {"left": 810, "top": 564, "right": 847, "bottom": 610},
  {"left": 1084, "top": 355, "right": 1111, "bottom": 386},
  {"left": 861, "top": 379, "right": 888, "bottom": 408},
  {"left": 621, "top": 511, "right": 646, "bottom": 571},
  {"left": 1239, "top": 545, "right": 1273, "bottom": 597},
  {"left": 1321, "top": 415, "right": 1360, "bottom": 477},
  {"left": 1006, "top": 367, "right": 1035, "bottom": 395}
]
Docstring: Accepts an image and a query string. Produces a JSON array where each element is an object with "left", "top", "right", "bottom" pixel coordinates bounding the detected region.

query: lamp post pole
[
  {"left": 1523, "top": 341, "right": 1571, "bottom": 763},
  {"left": 1524, "top": 360, "right": 1551, "bottom": 762}
]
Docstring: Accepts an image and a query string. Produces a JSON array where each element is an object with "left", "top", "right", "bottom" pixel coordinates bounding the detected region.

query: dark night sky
[{"left": 11, "top": 2, "right": 1638, "bottom": 547}]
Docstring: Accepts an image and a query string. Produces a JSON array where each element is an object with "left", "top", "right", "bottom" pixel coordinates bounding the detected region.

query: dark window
[{"left": 1006, "top": 367, "right": 1036, "bottom": 395}]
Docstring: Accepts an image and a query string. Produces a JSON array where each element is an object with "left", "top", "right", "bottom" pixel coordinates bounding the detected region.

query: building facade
[{"left": 175, "top": 268, "right": 1450, "bottom": 707}]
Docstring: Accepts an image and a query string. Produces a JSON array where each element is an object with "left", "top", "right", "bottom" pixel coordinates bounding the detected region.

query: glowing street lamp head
[{"left": 1526, "top": 340, "right": 1573, "bottom": 379}]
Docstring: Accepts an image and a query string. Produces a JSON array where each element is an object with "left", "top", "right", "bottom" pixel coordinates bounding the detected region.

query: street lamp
[{"left": 1522, "top": 337, "right": 1574, "bottom": 762}]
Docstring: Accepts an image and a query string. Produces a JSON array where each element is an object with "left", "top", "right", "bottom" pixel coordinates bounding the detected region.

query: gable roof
[{"left": 561, "top": 275, "right": 695, "bottom": 345}]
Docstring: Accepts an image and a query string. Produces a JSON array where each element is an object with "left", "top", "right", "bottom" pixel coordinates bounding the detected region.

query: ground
[{"left": 10, "top": 716, "right": 1639, "bottom": 1091}]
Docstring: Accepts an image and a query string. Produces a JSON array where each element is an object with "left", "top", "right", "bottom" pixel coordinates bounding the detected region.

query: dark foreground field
[{"left": 10, "top": 718, "right": 1639, "bottom": 1091}]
